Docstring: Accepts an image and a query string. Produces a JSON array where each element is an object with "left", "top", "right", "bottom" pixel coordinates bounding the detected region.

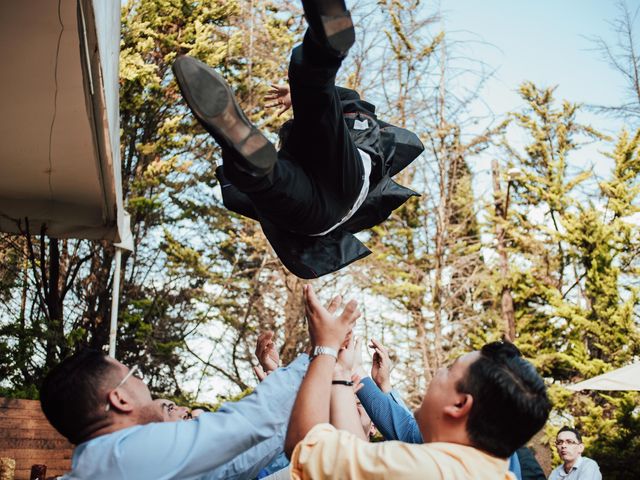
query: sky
[
  {"left": 436, "top": 0, "right": 633, "bottom": 188},
  {"left": 440, "top": 0, "right": 626, "bottom": 121}
]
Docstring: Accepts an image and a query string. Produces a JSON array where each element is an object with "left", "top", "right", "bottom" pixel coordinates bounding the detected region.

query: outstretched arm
[
  {"left": 355, "top": 374, "right": 423, "bottom": 443},
  {"left": 284, "top": 285, "right": 360, "bottom": 457},
  {"left": 330, "top": 336, "right": 368, "bottom": 441},
  {"left": 119, "top": 353, "right": 309, "bottom": 480}
]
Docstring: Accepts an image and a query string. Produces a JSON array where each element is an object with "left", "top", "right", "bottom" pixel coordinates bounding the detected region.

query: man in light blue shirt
[
  {"left": 548, "top": 427, "right": 602, "bottom": 480},
  {"left": 39, "top": 348, "right": 309, "bottom": 479}
]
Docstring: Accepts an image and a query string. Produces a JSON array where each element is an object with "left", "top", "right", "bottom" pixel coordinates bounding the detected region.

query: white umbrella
[{"left": 567, "top": 362, "right": 640, "bottom": 391}]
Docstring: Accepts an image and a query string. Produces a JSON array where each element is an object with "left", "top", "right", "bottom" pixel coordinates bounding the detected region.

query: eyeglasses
[
  {"left": 555, "top": 439, "right": 581, "bottom": 446},
  {"left": 104, "top": 365, "right": 144, "bottom": 412}
]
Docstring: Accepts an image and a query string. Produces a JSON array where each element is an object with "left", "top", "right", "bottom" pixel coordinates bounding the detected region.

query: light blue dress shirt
[
  {"left": 548, "top": 456, "right": 602, "bottom": 480},
  {"left": 61, "top": 354, "right": 309, "bottom": 480}
]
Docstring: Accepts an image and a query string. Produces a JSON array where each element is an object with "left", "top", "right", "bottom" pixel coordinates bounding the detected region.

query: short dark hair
[
  {"left": 456, "top": 341, "right": 551, "bottom": 458},
  {"left": 557, "top": 426, "right": 582, "bottom": 443},
  {"left": 40, "top": 349, "right": 117, "bottom": 444}
]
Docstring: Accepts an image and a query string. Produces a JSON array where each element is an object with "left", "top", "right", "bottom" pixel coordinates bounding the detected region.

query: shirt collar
[{"left": 561, "top": 455, "right": 583, "bottom": 476}]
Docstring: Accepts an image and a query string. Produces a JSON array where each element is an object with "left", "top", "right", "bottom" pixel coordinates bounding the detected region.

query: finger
[
  {"left": 326, "top": 295, "right": 342, "bottom": 314},
  {"left": 377, "top": 346, "right": 391, "bottom": 363},
  {"left": 372, "top": 350, "right": 382, "bottom": 365},
  {"left": 372, "top": 346, "right": 388, "bottom": 366},
  {"left": 256, "top": 332, "right": 268, "bottom": 355},
  {"left": 340, "top": 299, "right": 360, "bottom": 325},
  {"left": 341, "top": 330, "right": 352, "bottom": 349},
  {"left": 343, "top": 331, "right": 355, "bottom": 350},
  {"left": 351, "top": 373, "right": 364, "bottom": 393},
  {"left": 277, "top": 106, "right": 288, "bottom": 117},
  {"left": 305, "top": 284, "right": 322, "bottom": 314},
  {"left": 260, "top": 341, "right": 274, "bottom": 358},
  {"left": 371, "top": 338, "right": 390, "bottom": 357},
  {"left": 253, "top": 365, "right": 266, "bottom": 381},
  {"left": 257, "top": 333, "right": 273, "bottom": 352}
]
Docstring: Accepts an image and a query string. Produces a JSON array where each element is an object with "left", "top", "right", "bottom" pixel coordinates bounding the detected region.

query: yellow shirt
[{"left": 291, "top": 424, "right": 515, "bottom": 480}]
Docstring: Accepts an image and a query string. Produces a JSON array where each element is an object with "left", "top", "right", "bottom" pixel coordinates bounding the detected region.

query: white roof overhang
[{"left": 0, "top": 0, "right": 132, "bottom": 250}]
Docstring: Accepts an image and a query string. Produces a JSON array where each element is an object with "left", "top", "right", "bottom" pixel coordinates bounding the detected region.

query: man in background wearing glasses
[{"left": 548, "top": 426, "right": 602, "bottom": 480}]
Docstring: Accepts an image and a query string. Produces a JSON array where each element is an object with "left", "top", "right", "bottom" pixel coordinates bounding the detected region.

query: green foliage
[
  {"left": 586, "top": 392, "right": 640, "bottom": 479},
  {"left": 493, "top": 82, "right": 640, "bottom": 475}
]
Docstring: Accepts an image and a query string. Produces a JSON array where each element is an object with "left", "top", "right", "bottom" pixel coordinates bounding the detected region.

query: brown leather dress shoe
[{"left": 172, "top": 55, "right": 276, "bottom": 177}]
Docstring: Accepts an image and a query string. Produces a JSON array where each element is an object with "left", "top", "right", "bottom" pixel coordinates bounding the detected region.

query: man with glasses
[
  {"left": 548, "top": 427, "right": 602, "bottom": 480},
  {"left": 39, "top": 345, "right": 312, "bottom": 479}
]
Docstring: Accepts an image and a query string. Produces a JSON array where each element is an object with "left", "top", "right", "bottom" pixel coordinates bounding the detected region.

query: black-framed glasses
[{"left": 104, "top": 365, "right": 144, "bottom": 412}]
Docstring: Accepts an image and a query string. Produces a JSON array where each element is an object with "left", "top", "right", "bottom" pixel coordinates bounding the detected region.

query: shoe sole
[
  {"left": 302, "top": 0, "right": 355, "bottom": 54},
  {"left": 172, "top": 56, "right": 276, "bottom": 176}
]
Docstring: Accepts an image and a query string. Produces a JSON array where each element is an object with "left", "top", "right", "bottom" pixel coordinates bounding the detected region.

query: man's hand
[
  {"left": 254, "top": 331, "right": 280, "bottom": 381},
  {"left": 335, "top": 335, "right": 357, "bottom": 379},
  {"left": 352, "top": 335, "right": 369, "bottom": 379},
  {"left": 370, "top": 338, "right": 392, "bottom": 393},
  {"left": 304, "top": 285, "right": 360, "bottom": 351},
  {"left": 264, "top": 83, "right": 292, "bottom": 116}
]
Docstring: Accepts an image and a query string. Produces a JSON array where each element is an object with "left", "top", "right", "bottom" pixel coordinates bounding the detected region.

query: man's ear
[
  {"left": 107, "top": 388, "right": 135, "bottom": 413},
  {"left": 443, "top": 393, "right": 473, "bottom": 419}
]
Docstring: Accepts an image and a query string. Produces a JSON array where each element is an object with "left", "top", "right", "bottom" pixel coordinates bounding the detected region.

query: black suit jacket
[{"left": 216, "top": 88, "right": 423, "bottom": 278}]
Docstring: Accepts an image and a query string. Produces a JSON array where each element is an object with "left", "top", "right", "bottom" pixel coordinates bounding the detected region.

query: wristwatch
[{"left": 311, "top": 346, "right": 338, "bottom": 360}]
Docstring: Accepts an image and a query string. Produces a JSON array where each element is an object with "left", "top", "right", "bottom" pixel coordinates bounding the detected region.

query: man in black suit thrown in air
[{"left": 173, "top": 0, "right": 423, "bottom": 278}]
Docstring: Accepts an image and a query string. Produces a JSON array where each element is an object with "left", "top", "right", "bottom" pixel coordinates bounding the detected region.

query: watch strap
[
  {"left": 312, "top": 345, "right": 338, "bottom": 360},
  {"left": 332, "top": 380, "right": 354, "bottom": 386}
]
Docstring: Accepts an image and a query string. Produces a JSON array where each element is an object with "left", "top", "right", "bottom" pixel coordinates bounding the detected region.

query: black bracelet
[{"left": 331, "top": 380, "right": 354, "bottom": 386}]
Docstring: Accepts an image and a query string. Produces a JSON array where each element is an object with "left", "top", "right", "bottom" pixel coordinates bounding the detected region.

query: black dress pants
[{"left": 223, "top": 32, "right": 364, "bottom": 235}]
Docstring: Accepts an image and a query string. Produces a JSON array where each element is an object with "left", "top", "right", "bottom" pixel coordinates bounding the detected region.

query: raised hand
[
  {"left": 264, "top": 83, "right": 292, "bottom": 116},
  {"left": 337, "top": 334, "right": 357, "bottom": 374},
  {"left": 304, "top": 284, "right": 360, "bottom": 350},
  {"left": 254, "top": 331, "right": 280, "bottom": 381},
  {"left": 351, "top": 373, "right": 364, "bottom": 394},
  {"left": 351, "top": 336, "right": 368, "bottom": 379},
  {"left": 370, "top": 338, "right": 392, "bottom": 393}
]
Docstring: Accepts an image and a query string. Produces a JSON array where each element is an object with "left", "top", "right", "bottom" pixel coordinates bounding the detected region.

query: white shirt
[{"left": 310, "top": 148, "right": 372, "bottom": 236}]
